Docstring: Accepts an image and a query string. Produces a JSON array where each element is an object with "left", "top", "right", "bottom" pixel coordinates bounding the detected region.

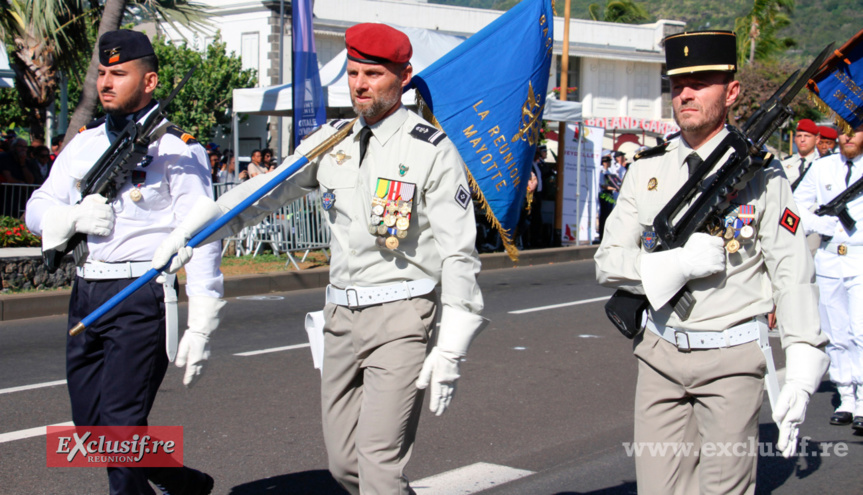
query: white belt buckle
[
  {"left": 674, "top": 330, "right": 691, "bottom": 351},
  {"left": 345, "top": 288, "right": 359, "bottom": 308}
]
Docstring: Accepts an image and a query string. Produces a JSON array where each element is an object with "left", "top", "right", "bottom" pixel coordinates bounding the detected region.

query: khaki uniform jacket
[
  {"left": 781, "top": 152, "right": 818, "bottom": 186},
  {"left": 595, "top": 129, "right": 826, "bottom": 349},
  {"left": 213, "top": 106, "right": 483, "bottom": 316}
]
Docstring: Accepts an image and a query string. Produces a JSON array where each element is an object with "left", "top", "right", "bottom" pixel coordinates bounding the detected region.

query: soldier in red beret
[
  {"left": 782, "top": 118, "right": 821, "bottom": 188},
  {"left": 152, "top": 22, "right": 485, "bottom": 495},
  {"left": 818, "top": 126, "right": 839, "bottom": 157}
]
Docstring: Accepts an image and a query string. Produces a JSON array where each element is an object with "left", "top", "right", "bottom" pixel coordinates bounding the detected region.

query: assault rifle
[
  {"left": 814, "top": 175, "right": 863, "bottom": 231},
  {"left": 43, "top": 66, "right": 196, "bottom": 272},
  {"left": 604, "top": 44, "right": 833, "bottom": 336}
]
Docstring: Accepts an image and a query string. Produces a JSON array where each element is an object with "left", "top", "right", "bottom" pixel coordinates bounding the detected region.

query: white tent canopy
[
  {"left": 231, "top": 25, "right": 466, "bottom": 115},
  {"left": 0, "top": 44, "right": 14, "bottom": 88}
]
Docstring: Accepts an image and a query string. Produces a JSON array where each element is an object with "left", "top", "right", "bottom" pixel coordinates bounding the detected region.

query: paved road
[{"left": 1, "top": 260, "right": 861, "bottom": 494}]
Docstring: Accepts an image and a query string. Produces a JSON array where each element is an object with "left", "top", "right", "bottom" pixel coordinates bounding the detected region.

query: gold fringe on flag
[
  {"left": 416, "top": 92, "right": 520, "bottom": 261},
  {"left": 807, "top": 91, "right": 855, "bottom": 135}
]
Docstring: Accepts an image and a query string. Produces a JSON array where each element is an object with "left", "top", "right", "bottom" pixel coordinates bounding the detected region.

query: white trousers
[{"left": 816, "top": 273, "right": 863, "bottom": 385}]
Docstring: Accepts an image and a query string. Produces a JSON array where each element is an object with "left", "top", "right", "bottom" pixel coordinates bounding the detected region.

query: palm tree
[
  {"left": 0, "top": 0, "right": 208, "bottom": 144},
  {"left": 588, "top": 0, "right": 651, "bottom": 24},
  {"left": 734, "top": 0, "right": 796, "bottom": 66}
]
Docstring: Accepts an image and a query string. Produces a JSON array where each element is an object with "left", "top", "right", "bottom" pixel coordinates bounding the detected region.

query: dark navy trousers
[{"left": 67, "top": 277, "right": 192, "bottom": 495}]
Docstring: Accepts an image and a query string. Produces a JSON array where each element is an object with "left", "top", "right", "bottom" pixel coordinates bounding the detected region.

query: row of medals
[
  {"left": 368, "top": 197, "right": 411, "bottom": 249},
  {"left": 715, "top": 206, "right": 756, "bottom": 253}
]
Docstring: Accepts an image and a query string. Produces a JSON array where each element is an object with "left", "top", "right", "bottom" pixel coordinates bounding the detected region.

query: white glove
[
  {"left": 772, "top": 343, "right": 829, "bottom": 458},
  {"left": 640, "top": 232, "right": 726, "bottom": 309},
  {"left": 416, "top": 307, "right": 489, "bottom": 416},
  {"left": 804, "top": 215, "right": 838, "bottom": 237},
  {"left": 152, "top": 196, "right": 224, "bottom": 274},
  {"left": 176, "top": 296, "right": 227, "bottom": 388},
  {"left": 41, "top": 194, "right": 115, "bottom": 250}
]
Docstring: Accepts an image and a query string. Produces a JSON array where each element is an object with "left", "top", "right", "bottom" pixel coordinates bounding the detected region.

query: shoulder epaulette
[
  {"left": 634, "top": 140, "right": 674, "bottom": 161},
  {"left": 166, "top": 125, "right": 199, "bottom": 145},
  {"left": 78, "top": 116, "right": 106, "bottom": 133},
  {"left": 329, "top": 119, "right": 352, "bottom": 131},
  {"left": 410, "top": 123, "right": 446, "bottom": 146}
]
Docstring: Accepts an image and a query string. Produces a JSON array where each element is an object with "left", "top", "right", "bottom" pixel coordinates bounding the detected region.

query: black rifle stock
[
  {"left": 610, "top": 44, "right": 834, "bottom": 325},
  {"left": 814, "top": 175, "right": 863, "bottom": 231},
  {"left": 42, "top": 66, "right": 197, "bottom": 272}
]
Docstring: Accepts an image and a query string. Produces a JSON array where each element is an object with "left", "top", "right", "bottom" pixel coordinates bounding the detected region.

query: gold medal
[
  {"left": 726, "top": 238, "right": 740, "bottom": 253},
  {"left": 723, "top": 226, "right": 735, "bottom": 240},
  {"left": 647, "top": 178, "right": 658, "bottom": 191},
  {"left": 399, "top": 204, "right": 411, "bottom": 216},
  {"left": 396, "top": 217, "right": 410, "bottom": 230},
  {"left": 377, "top": 224, "right": 388, "bottom": 235},
  {"left": 838, "top": 244, "right": 848, "bottom": 256},
  {"left": 385, "top": 236, "right": 399, "bottom": 249},
  {"left": 130, "top": 188, "right": 143, "bottom": 202},
  {"left": 396, "top": 229, "right": 408, "bottom": 239},
  {"left": 384, "top": 214, "right": 397, "bottom": 227}
]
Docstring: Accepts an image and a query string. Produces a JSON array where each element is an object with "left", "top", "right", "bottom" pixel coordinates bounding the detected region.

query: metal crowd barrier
[
  {"left": 214, "top": 182, "right": 331, "bottom": 269},
  {"left": 0, "top": 183, "right": 39, "bottom": 218}
]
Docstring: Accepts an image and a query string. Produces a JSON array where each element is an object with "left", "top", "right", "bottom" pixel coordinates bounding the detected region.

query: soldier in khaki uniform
[
  {"left": 153, "top": 23, "right": 486, "bottom": 495},
  {"left": 595, "top": 31, "right": 828, "bottom": 494}
]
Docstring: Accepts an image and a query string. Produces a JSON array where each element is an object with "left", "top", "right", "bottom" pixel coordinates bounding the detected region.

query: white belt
[
  {"left": 646, "top": 317, "right": 764, "bottom": 351},
  {"left": 820, "top": 241, "right": 863, "bottom": 256},
  {"left": 326, "top": 279, "right": 436, "bottom": 308},
  {"left": 75, "top": 260, "right": 179, "bottom": 362},
  {"left": 76, "top": 260, "right": 151, "bottom": 280}
]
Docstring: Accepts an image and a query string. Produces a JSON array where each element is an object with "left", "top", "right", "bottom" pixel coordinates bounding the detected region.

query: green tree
[
  {"left": 734, "top": 0, "right": 795, "bottom": 66},
  {"left": 152, "top": 34, "right": 256, "bottom": 142},
  {"left": 587, "top": 0, "right": 651, "bottom": 23}
]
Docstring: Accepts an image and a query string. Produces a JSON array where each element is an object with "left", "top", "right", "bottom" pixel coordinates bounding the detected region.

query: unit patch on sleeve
[
  {"left": 779, "top": 207, "right": 800, "bottom": 234},
  {"left": 455, "top": 184, "right": 471, "bottom": 210},
  {"left": 410, "top": 124, "right": 446, "bottom": 146}
]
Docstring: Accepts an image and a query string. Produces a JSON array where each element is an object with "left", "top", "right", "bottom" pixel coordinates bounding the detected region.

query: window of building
[
  {"left": 555, "top": 55, "right": 580, "bottom": 101},
  {"left": 241, "top": 32, "right": 260, "bottom": 77}
]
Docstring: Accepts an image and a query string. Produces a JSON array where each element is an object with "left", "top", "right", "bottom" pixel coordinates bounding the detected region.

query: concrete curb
[{"left": 0, "top": 245, "right": 597, "bottom": 322}]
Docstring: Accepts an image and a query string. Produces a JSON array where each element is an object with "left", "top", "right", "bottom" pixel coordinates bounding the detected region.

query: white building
[{"left": 159, "top": 0, "right": 685, "bottom": 159}]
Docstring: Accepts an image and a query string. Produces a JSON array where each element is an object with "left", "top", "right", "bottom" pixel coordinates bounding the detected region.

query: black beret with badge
[
  {"left": 664, "top": 30, "right": 737, "bottom": 76},
  {"left": 98, "top": 30, "right": 154, "bottom": 67}
]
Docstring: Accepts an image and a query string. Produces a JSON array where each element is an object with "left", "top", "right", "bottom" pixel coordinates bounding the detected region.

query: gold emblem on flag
[{"left": 511, "top": 82, "right": 545, "bottom": 146}]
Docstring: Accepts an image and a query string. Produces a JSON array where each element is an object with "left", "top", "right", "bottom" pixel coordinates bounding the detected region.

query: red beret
[
  {"left": 345, "top": 23, "right": 412, "bottom": 65},
  {"left": 819, "top": 126, "right": 838, "bottom": 140},
  {"left": 795, "top": 119, "right": 819, "bottom": 135}
]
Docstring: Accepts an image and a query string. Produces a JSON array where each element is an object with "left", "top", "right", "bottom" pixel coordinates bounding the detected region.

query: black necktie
[
  {"left": 846, "top": 160, "right": 854, "bottom": 186},
  {"left": 685, "top": 152, "right": 703, "bottom": 177},
  {"left": 799, "top": 157, "right": 807, "bottom": 176},
  {"left": 359, "top": 126, "right": 373, "bottom": 166}
]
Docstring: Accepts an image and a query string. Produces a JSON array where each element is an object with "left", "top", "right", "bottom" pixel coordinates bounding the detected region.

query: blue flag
[
  {"left": 807, "top": 29, "right": 863, "bottom": 133},
  {"left": 410, "top": 0, "right": 553, "bottom": 259},
  {"left": 292, "top": 0, "right": 326, "bottom": 148}
]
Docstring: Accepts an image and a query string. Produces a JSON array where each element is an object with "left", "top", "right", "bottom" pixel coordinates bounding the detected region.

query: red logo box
[{"left": 46, "top": 426, "right": 183, "bottom": 467}]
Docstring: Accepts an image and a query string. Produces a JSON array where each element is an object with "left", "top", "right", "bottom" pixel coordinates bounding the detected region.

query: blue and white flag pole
[{"left": 69, "top": 118, "right": 358, "bottom": 336}]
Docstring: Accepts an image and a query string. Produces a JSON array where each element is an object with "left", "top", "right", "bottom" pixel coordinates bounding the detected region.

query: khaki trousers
[
  {"left": 321, "top": 294, "right": 437, "bottom": 495},
  {"left": 632, "top": 329, "right": 766, "bottom": 495}
]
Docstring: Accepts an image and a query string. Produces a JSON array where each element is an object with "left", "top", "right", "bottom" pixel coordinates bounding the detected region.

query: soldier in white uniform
[
  {"left": 25, "top": 30, "right": 225, "bottom": 494},
  {"left": 794, "top": 126, "right": 863, "bottom": 431},
  {"left": 595, "top": 31, "right": 828, "bottom": 494},
  {"left": 781, "top": 118, "right": 820, "bottom": 189},
  {"left": 152, "top": 23, "right": 486, "bottom": 495}
]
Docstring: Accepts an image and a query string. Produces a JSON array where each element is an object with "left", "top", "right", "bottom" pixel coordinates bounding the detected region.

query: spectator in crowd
[
  {"left": 818, "top": 126, "right": 838, "bottom": 157},
  {"left": 527, "top": 144, "right": 547, "bottom": 248},
  {"left": 0, "top": 138, "right": 36, "bottom": 184},
  {"left": 28, "top": 145, "right": 52, "bottom": 184},
  {"left": 247, "top": 149, "right": 267, "bottom": 178},
  {"left": 218, "top": 153, "right": 242, "bottom": 184},
  {"left": 614, "top": 150, "right": 629, "bottom": 181},
  {"left": 208, "top": 152, "right": 221, "bottom": 184},
  {"left": 51, "top": 135, "right": 64, "bottom": 161},
  {"left": 262, "top": 148, "right": 275, "bottom": 171}
]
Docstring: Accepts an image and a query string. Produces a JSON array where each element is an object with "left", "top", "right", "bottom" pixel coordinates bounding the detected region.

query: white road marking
[
  {"left": 0, "top": 421, "right": 74, "bottom": 444},
  {"left": 412, "top": 462, "right": 534, "bottom": 494},
  {"left": 233, "top": 343, "right": 310, "bottom": 357},
  {"left": 509, "top": 295, "right": 612, "bottom": 314},
  {"left": 0, "top": 379, "right": 67, "bottom": 396}
]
